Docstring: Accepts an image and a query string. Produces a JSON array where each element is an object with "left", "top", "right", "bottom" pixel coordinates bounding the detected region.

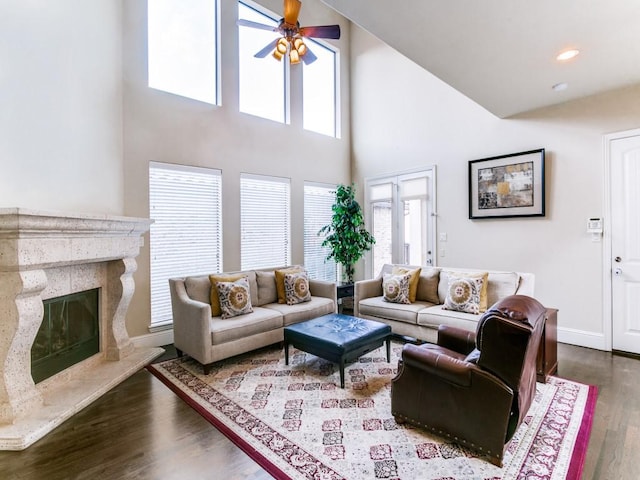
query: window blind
[
  {"left": 149, "top": 162, "right": 222, "bottom": 328},
  {"left": 304, "top": 183, "right": 337, "bottom": 281},
  {"left": 240, "top": 174, "right": 290, "bottom": 270}
]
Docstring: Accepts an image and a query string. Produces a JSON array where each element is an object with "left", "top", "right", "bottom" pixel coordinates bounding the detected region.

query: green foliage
[{"left": 318, "top": 184, "right": 375, "bottom": 283}]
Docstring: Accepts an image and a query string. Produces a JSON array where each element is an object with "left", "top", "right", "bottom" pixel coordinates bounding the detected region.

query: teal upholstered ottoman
[{"left": 284, "top": 313, "right": 391, "bottom": 388}]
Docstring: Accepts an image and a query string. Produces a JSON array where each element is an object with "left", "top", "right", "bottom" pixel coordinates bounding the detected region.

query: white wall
[
  {"left": 122, "top": 0, "right": 351, "bottom": 337},
  {"left": 350, "top": 28, "right": 640, "bottom": 349},
  {"left": 0, "top": 1, "right": 123, "bottom": 214}
]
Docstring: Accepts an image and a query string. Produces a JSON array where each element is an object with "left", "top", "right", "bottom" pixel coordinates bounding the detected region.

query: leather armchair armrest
[
  {"left": 437, "top": 325, "right": 476, "bottom": 355},
  {"left": 401, "top": 344, "right": 473, "bottom": 387}
]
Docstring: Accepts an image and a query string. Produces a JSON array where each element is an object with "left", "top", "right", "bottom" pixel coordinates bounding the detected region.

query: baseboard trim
[
  {"left": 131, "top": 329, "right": 174, "bottom": 348},
  {"left": 557, "top": 327, "right": 607, "bottom": 351}
]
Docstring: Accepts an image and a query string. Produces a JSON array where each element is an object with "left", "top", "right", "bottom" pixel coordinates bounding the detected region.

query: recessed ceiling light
[
  {"left": 556, "top": 49, "right": 580, "bottom": 61},
  {"left": 552, "top": 82, "right": 568, "bottom": 91}
]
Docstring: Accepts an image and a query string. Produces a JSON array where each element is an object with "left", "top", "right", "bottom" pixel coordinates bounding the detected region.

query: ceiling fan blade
[
  {"left": 283, "top": 0, "right": 301, "bottom": 25},
  {"left": 237, "top": 18, "right": 277, "bottom": 32},
  {"left": 299, "top": 25, "right": 341, "bottom": 39},
  {"left": 301, "top": 47, "right": 317, "bottom": 65},
  {"left": 254, "top": 38, "right": 280, "bottom": 58}
]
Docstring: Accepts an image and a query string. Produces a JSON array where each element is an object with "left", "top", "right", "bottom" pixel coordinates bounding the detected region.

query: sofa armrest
[
  {"left": 170, "top": 278, "right": 213, "bottom": 365},
  {"left": 309, "top": 279, "right": 338, "bottom": 312},
  {"left": 437, "top": 325, "right": 476, "bottom": 355},
  {"left": 354, "top": 278, "right": 383, "bottom": 317}
]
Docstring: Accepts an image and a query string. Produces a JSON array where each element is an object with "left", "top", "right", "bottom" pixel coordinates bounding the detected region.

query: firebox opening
[{"left": 31, "top": 288, "right": 100, "bottom": 384}]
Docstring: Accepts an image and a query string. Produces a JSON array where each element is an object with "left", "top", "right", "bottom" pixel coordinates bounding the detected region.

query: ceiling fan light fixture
[
  {"left": 276, "top": 38, "right": 289, "bottom": 54},
  {"left": 294, "top": 37, "right": 307, "bottom": 56},
  {"left": 273, "top": 49, "right": 284, "bottom": 61},
  {"left": 290, "top": 48, "right": 300, "bottom": 64}
]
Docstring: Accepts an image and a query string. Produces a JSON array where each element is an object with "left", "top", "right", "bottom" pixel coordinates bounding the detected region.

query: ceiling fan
[{"left": 238, "top": 0, "right": 340, "bottom": 65}]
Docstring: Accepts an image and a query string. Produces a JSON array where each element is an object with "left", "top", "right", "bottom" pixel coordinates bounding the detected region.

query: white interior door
[{"left": 610, "top": 133, "right": 640, "bottom": 354}]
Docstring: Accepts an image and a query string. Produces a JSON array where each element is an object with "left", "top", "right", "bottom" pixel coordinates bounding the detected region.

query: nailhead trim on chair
[{"left": 392, "top": 413, "right": 502, "bottom": 461}]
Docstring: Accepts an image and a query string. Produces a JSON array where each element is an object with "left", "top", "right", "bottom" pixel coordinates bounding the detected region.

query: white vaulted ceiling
[{"left": 322, "top": 0, "right": 640, "bottom": 118}]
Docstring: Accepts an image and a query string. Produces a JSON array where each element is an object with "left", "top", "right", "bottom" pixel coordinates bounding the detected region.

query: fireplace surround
[{"left": 0, "top": 208, "right": 163, "bottom": 450}]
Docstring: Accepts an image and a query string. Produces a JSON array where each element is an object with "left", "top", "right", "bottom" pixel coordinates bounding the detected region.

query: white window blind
[
  {"left": 241, "top": 174, "right": 290, "bottom": 270},
  {"left": 149, "top": 162, "right": 222, "bottom": 328},
  {"left": 304, "top": 183, "right": 337, "bottom": 281}
]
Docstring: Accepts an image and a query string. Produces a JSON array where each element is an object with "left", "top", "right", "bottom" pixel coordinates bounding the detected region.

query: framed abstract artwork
[{"left": 468, "top": 148, "right": 545, "bottom": 219}]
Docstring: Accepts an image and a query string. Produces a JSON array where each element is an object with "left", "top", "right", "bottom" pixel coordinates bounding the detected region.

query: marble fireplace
[{"left": 0, "top": 209, "right": 163, "bottom": 450}]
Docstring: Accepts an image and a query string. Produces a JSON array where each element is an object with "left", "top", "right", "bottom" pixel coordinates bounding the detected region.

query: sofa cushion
[
  {"left": 382, "top": 273, "right": 412, "bottom": 304},
  {"left": 417, "top": 305, "right": 482, "bottom": 332},
  {"left": 216, "top": 277, "right": 253, "bottom": 319},
  {"left": 486, "top": 272, "right": 521, "bottom": 307},
  {"left": 359, "top": 296, "right": 433, "bottom": 325},
  {"left": 284, "top": 271, "right": 312, "bottom": 305},
  {"left": 442, "top": 274, "right": 486, "bottom": 314},
  {"left": 438, "top": 270, "right": 489, "bottom": 312},
  {"left": 391, "top": 266, "right": 421, "bottom": 302},
  {"left": 275, "top": 265, "right": 305, "bottom": 304},
  {"left": 416, "top": 267, "right": 440, "bottom": 304},
  {"left": 184, "top": 275, "right": 212, "bottom": 305},
  {"left": 255, "top": 270, "right": 278, "bottom": 306},
  {"left": 264, "top": 297, "right": 335, "bottom": 326},
  {"left": 209, "top": 307, "right": 282, "bottom": 345}
]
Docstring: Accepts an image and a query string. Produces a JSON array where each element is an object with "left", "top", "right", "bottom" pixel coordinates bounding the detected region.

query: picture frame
[{"left": 468, "top": 148, "right": 545, "bottom": 219}]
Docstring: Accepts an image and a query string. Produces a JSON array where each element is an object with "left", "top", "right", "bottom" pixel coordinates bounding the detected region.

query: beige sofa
[
  {"left": 354, "top": 264, "right": 534, "bottom": 343},
  {"left": 170, "top": 267, "right": 336, "bottom": 372}
]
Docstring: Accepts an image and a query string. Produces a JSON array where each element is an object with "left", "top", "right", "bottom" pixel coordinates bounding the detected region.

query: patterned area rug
[{"left": 147, "top": 342, "right": 597, "bottom": 480}]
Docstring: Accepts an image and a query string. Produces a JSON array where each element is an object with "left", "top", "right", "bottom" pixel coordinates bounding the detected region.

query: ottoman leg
[
  {"left": 386, "top": 337, "right": 391, "bottom": 362},
  {"left": 339, "top": 358, "right": 345, "bottom": 388},
  {"left": 284, "top": 341, "right": 290, "bottom": 365}
]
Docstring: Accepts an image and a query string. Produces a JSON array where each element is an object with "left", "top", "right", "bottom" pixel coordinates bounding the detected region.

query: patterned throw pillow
[
  {"left": 275, "top": 265, "right": 305, "bottom": 304},
  {"left": 442, "top": 274, "right": 485, "bottom": 314},
  {"left": 216, "top": 277, "right": 253, "bottom": 319},
  {"left": 284, "top": 271, "right": 311, "bottom": 305},
  {"left": 382, "top": 273, "right": 411, "bottom": 304},
  {"left": 391, "top": 266, "right": 422, "bottom": 302}
]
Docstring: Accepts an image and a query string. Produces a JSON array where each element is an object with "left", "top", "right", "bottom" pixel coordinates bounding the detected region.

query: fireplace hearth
[{"left": 0, "top": 208, "right": 163, "bottom": 450}]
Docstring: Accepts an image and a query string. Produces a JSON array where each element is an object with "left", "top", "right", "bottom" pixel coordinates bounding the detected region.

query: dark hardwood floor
[{"left": 0, "top": 343, "right": 638, "bottom": 480}]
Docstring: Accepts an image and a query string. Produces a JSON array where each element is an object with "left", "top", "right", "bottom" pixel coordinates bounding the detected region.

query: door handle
[{"left": 614, "top": 268, "right": 623, "bottom": 276}]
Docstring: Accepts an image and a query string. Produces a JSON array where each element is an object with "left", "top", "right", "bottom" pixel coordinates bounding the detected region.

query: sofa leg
[
  {"left": 175, "top": 348, "right": 184, "bottom": 358},
  {"left": 203, "top": 363, "right": 211, "bottom": 375}
]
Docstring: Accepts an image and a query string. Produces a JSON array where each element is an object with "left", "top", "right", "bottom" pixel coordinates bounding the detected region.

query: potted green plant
[{"left": 319, "top": 184, "right": 375, "bottom": 284}]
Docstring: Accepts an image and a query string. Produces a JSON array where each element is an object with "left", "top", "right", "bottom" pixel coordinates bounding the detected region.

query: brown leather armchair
[{"left": 390, "top": 295, "right": 547, "bottom": 466}]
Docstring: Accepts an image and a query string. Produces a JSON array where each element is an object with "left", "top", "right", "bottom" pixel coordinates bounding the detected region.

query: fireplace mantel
[{"left": 0, "top": 208, "right": 163, "bottom": 450}]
